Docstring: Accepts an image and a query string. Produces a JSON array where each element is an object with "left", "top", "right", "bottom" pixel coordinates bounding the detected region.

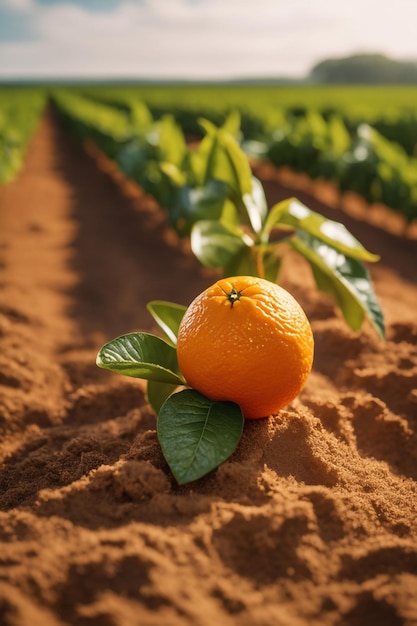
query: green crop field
[
  {"left": 81, "top": 83, "right": 417, "bottom": 116},
  {"left": 2, "top": 83, "right": 417, "bottom": 225},
  {"left": 80, "top": 84, "right": 417, "bottom": 141}
]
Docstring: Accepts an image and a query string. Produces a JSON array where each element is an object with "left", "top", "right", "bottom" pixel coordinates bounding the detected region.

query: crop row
[
  {"left": 78, "top": 87, "right": 417, "bottom": 226},
  {"left": 2, "top": 86, "right": 417, "bottom": 227},
  {"left": 266, "top": 112, "right": 417, "bottom": 225},
  {"left": 0, "top": 88, "right": 46, "bottom": 184},
  {"left": 80, "top": 84, "right": 417, "bottom": 156},
  {"left": 51, "top": 89, "right": 385, "bottom": 338}
]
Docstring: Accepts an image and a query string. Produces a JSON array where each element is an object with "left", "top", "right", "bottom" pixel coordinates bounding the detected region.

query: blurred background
[{"left": 1, "top": 0, "right": 416, "bottom": 84}]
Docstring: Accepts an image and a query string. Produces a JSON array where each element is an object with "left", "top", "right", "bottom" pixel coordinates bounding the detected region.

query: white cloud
[
  {"left": 0, "top": 0, "right": 417, "bottom": 79},
  {"left": 2, "top": 0, "right": 35, "bottom": 12}
]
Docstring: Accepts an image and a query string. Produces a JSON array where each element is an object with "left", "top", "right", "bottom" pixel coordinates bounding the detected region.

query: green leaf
[
  {"left": 157, "top": 389, "right": 244, "bottom": 484},
  {"left": 223, "top": 245, "right": 260, "bottom": 277},
  {"left": 155, "top": 114, "right": 187, "bottom": 166},
  {"left": 219, "top": 197, "right": 241, "bottom": 229},
  {"left": 290, "top": 232, "right": 385, "bottom": 338},
  {"left": 147, "top": 379, "right": 180, "bottom": 415},
  {"left": 243, "top": 176, "right": 268, "bottom": 234},
  {"left": 189, "top": 180, "right": 228, "bottom": 220},
  {"left": 191, "top": 220, "right": 248, "bottom": 268},
  {"left": 264, "top": 197, "right": 379, "bottom": 262},
  {"left": 146, "top": 301, "right": 187, "bottom": 347},
  {"left": 159, "top": 162, "right": 187, "bottom": 186},
  {"left": 221, "top": 110, "right": 241, "bottom": 138},
  {"left": 170, "top": 179, "right": 228, "bottom": 234},
  {"left": 193, "top": 123, "right": 252, "bottom": 198},
  {"left": 190, "top": 129, "right": 219, "bottom": 187},
  {"left": 129, "top": 100, "right": 153, "bottom": 135},
  {"left": 215, "top": 128, "right": 253, "bottom": 197},
  {"left": 199, "top": 112, "right": 241, "bottom": 139},
  {"left": 198, "top": 117, "right": 218, "bottom": 137},
  {"left": 96, "top": 332, "right": 186, "bottom": 383}
]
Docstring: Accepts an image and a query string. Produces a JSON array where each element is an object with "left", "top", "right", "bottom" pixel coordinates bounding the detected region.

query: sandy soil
[{"left": 1, "top": 110, "right": 417, "bottom": 626}]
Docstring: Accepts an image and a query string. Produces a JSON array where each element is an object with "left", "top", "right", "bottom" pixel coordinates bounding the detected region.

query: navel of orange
[{"left": 176, "top": 276, "right": 314, "bottom": 419}]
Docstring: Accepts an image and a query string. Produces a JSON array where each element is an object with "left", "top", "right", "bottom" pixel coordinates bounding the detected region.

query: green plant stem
[{"left": 255, "top": 248, "right": 265, "bottom": 279}]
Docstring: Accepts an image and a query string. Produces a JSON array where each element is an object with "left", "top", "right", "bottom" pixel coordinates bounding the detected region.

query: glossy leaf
[
  {"left": 147, "top": 301, "right": 187, "bottom": 346},
  {"left": 157, "top": 389, "right": 244, "bottom": 484},
  {"left": 243, "top": 176, "right": 268, "bottom": 234},
  {"left": 96, "top": 332, "right": 185, "bottom": 384},
  {"left": 290, "top": 232, "right": 385, "bottom": 337},
  {"left": 170, "top": 179, "right": 228, "bottom": 234},
  {"left": 191, "top": 220, "right": 248, "bottom": 268},
  {"left": 264, "top": 197, "right": 379, "bottom": 262}
]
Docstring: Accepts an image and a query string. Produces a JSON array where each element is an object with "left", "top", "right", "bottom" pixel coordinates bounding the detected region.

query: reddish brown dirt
[{"left": 1, "top": 111, "right": 417, "bottom": 626}]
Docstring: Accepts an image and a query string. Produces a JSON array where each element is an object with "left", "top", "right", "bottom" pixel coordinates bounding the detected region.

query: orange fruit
[{"left": 177, "top": 276, "right": 314, "bottom": 419}]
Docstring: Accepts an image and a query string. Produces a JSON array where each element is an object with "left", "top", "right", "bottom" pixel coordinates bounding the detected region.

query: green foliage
[
  {"left": 52, "top": 90, "right": 132, "bottom": 159},
  {"left": 191, "top": 192, "right": 385, "bottom": 338},
  {"left": 59, "top": 85, "right": 417, "bottom": 222},
  {"left": 81, "top": 83, "right": 417, "bottom": 154},
  {"left": 339, "top": 124, "right": 417, "bottom": 223},
  {"left": 0, "top": 88, "right": 46, "bottom": 184},
  {"left": 166, "top": 116, "right": 384, "bottom": 337},
  {"left": 290, "top": 233, "right": 385, "bottom": 337},
  {"left": 58, "top": 92, "right": 385, "bottom": 337},
  {"left": 117, "top": 113, "right": 187, "bottom": 207}
]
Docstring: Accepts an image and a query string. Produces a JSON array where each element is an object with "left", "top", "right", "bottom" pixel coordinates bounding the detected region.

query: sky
[{"left": 0, "top": 0, "right": 416, "bottom": 81}]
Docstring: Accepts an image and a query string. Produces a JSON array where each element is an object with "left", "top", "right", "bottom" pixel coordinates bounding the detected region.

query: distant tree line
[{"left": 309, "top": 53, "right": 417, "bottom": 84}]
